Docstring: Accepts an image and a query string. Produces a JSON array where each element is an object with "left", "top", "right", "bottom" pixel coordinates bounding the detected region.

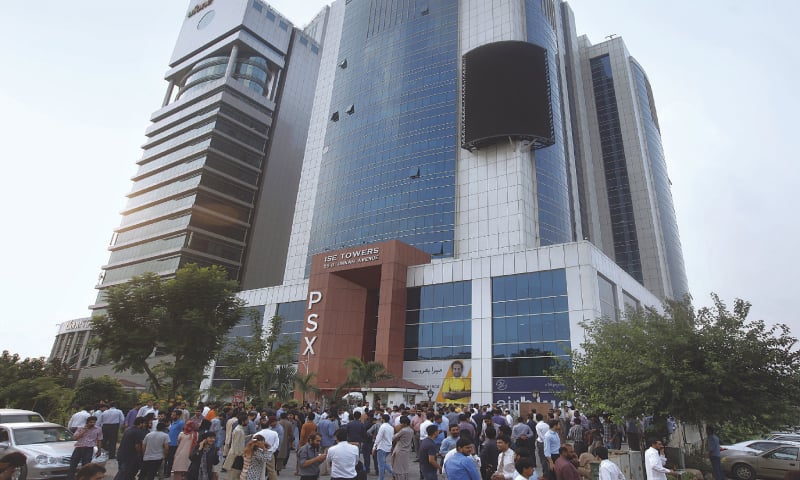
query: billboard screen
[{"left": 461, "top": 41, "right": 554, "bottom": 151}]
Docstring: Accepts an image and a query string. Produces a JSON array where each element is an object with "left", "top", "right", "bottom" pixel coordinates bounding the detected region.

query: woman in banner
[{"left": 438, "top": 360, "right": 471, "bottom": 403}]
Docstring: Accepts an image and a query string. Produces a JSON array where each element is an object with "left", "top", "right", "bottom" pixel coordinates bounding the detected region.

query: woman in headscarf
[
  {"left": 188, "top": 432, "right": 219, "bottom": 480},
  {"left": 173, "top": 422, "right": 199, "bottom": 480}
]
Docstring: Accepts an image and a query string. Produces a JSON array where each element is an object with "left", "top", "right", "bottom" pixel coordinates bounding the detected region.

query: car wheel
[
  {"left": 13, "top": 465, "right": 27, "bottom": 480},
  {"left": 732, "top": 463, "right": 755, "bottom": 480}
]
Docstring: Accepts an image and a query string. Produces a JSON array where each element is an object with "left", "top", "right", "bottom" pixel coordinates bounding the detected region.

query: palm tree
[
  {"left": 342, "top": 357, "right": 392, "bottom": 392},
  {"left": 294, "top": 371, "right": 320, "bottom": 403},
  {"left": 260, "top": 364, "right": 295, "bottom": 400}
]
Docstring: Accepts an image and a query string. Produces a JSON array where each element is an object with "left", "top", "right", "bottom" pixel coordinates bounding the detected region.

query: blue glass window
[
  {"left": 590, "top": 54, "right": 643, "bottom": 283},
  {"left": 212, "top": 305, "right": 265, "bottom": 388},
  {"left": 276, "top": 301, "right": 305, "bottom": 362},
  {"left": 306, "top": 1, "right": 459, "bottom": 274},
  {"left": 491, "top": 269, "right": 570, "bottom": 376},
  {"left": 404, "top": 281, "right": 471, "bottom": 360},
  {"left": 524, "top": 0, "right": 573, "bottom": 245},
  {"left": 630, "top": 60, "right": 688, "bottom": 298}
]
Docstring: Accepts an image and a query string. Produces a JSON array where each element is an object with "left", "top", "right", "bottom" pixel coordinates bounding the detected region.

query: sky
[{"left": 0, "top": 1, "right": 797, "bottom": 359}]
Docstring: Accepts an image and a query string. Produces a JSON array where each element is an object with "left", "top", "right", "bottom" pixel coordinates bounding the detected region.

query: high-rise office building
[
  {"left": 572, "top": 35, "right": 688, "bottom": 299},
  {"left": 207, "top": 0, "right": 688, "bottom": 405},
  {"left": 92, "top": 0, "right": 329, "bottom": 310},
  {"left": 77, "top": 0, "right": 688, "bottom": 403}
]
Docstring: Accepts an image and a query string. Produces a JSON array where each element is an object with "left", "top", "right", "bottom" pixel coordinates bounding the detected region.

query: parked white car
[
  {"left": 0, "top": 411, "right": 44, "bottom": 424},
  {"left": 0, "top": 422, "right": 104, "bottom": 480}
]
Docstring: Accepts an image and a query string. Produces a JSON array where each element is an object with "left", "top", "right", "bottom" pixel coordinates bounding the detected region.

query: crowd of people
[{"left": 60, "top": 399, "right": 684, "bottom": 480}]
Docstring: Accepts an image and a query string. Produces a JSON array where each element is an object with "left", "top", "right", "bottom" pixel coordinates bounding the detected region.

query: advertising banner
[
  {"left": 403, "top": 359, "right": 472, "bottom": 404},
  {"left": 492, "top": 376, "right": 565, "bottom": 407}
]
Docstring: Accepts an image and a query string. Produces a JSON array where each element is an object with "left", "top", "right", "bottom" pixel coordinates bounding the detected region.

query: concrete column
[
  {"left": 225, "top": 44, "right": 240, "bottom": 79},
  {"left": 269, "top": 68, "right": 282, "bottom": 101},
  {"left": 471, "top": 276, "right": 494, "bottom": 404},
  {"left": 161, "top": 80, "right": 174, "bottom": 107}
]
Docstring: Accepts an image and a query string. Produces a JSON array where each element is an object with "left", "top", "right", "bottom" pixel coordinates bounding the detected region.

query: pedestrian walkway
[{"left": 100, "top": 448, "right": 421, "bottom": 480}]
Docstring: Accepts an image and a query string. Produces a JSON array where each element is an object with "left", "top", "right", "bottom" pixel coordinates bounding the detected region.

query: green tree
[
  {"left": 218, "top": 314, "right": 298, "bottom": 401},
  {"left": 90, "top": 273, "right": 165, "bottom": 391},
  {"left": 91, "top": 264, "right": 245, "bottom": 398},
  {"left": 0, "top": 351, "right": 74, "bottom": 422},
  {"left": 73, "top": 376, "right": 125, "bottom": 407},
  {"left": 695, "top": 295, "right": 800, "bottom": 440},
  {"left": 343, "top": 357, "right": 392, "bottom": 392},
  {"left": 555, "top": 295, "right": 800, "bottom": 440},
  {"left": 263, "top": 365, "right": 296, "bottom": 400}
]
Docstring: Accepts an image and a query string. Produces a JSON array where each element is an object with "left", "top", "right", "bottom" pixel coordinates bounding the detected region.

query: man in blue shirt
[
  {"left": 543, "top": 420, "right": 561, "bottom": 473},
  {"left": 707, "top": 426, "right": 723, "bottom": 480},
  {"left": 164, "top": 410, "right": 184, "bottom": 477},
  {"left": 433, "top": 415, "right": 446, "bottom": 448},
  {"left": 318, "top": 413, "right": 338, "bottom": 477},
  {"left": 444, "top": 438, "right": 480, "bottom": 480},
  {"left": 124, "top": 403, "right": 141, "bottom": 431},
  {"left": 440, "top": 424, "right": 461, "bottom": 456}
]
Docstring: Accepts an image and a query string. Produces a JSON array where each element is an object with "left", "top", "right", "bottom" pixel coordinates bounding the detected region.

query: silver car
[
  {"left": 0, "top": 423, "right": 81, "bottom": 480},
  {"left": 721, "top": 439, "right": 800, "bottom": 455},
  {"left": 721, "top": 444, "right": 800, "bottom": 480}
]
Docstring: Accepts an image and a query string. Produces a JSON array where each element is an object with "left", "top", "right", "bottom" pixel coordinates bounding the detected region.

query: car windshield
[{"left": 12, "top": 427, "right": 73, "bottom": 445}]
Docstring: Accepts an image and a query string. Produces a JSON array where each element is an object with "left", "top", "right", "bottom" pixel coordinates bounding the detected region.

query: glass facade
[
  {"left": 492, "top": 269, "right": 570, "bottom": 376},
  {"left": 206, "top": 299, "right": 304, "bottom": 388},
  {"left": 276, "top": 301, "right": 305, "bottom": 364},
  {"left": 235, "top": 56, "right": 272, "bottom": 97},
  {"left": 179, "top": 56, "right": 229, "bottom": 100},
  {"left": 178, "top": 53, "right": 273, "bottom": 101},
  {"left": 211, "top": 305, "right": 265, "bottom": 389},
  {"left": 405, "top": 281, "right": 472, "bottom": 361},
  {"left": 99, "top": 95, "right": 270, "bottom": 291},
  {"left": 93, "top": 2, "right": 330, "bottom": 297},
  {"left": 631, "top": 60, "right": 689, "bottom": 298},
  {"left": 590, "top": 55, "right": 643, "bottom": 283},
  {"left": 306, "top": 1, "right": 459, "bottom": 272},
  {"left": 525, "top": 0, "right": 573, "bottom": 245}
]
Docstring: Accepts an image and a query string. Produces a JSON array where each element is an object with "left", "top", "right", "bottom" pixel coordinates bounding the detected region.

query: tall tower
[
  {"left": 282, "top": 0, "right": 577, "bottom": 284},
  {"left": 75, "top": 0, "right": 690, "bottom": 401},
  {"left": 568, "top": 34, "right": 689, "bottom": 299},
  {"left": 93, "top": 0, "right": 328, "bottom": 308},
  {"left": 226, "top": 0, "right": 690, "bottom": 401}
]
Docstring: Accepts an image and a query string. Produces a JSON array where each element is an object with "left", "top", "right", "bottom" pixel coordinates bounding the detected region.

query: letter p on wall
[{"left": 308, "top": 291, "right": 322, "bottom": 309}]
